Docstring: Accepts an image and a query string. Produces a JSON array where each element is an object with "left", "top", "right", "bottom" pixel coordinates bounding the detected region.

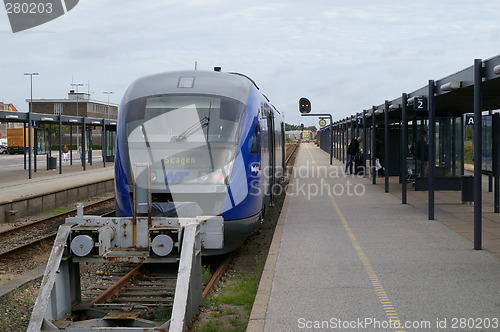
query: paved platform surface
[
  {"left": 0, "top": 157, "right": 114, "bottom": 295},
  {"left": 0, "top": 159, "right": 114, "bottom": 204},
  {"left": 249, "top": 143, "right": 499, "bottom": 332}
]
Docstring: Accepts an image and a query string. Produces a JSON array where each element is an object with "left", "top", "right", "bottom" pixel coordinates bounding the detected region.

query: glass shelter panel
[
  {"left": 411, "top": 118, "right": 429, "bottom": 179},
  {"left": 105, "top": 130, "right": 116, "bottom": 161},
  {"left": 435, "top": 117, "right": 462, "bottom": 177},
  {"left": 411, "top": 116, "right": 464, "bottom": 191},
  {"left": 482, "top": 115, "right": 493, "bottom": 173}
]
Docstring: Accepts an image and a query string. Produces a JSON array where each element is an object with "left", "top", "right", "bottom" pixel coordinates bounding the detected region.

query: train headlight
[
  {"left": 70, "top": 235, "right": 95, "bottom": 257},
  {"left": 151, "top": 234, "right": 174, "bottom": 256}
]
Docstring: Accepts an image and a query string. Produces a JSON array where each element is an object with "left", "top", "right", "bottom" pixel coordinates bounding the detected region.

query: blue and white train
[{"left": 114, "top": 70, "right": 285, "bottom": 254}]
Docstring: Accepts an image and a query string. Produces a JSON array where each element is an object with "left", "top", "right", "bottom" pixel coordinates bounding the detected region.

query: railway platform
[
  {"left": 0, "top": 154, "right": 114, "bottom": 224},
  {"left": 249, "top": 143, "right": 499, "bottom": 332},
  {"left": 0, "top": 158, "right": 114, "bottom": 298}
]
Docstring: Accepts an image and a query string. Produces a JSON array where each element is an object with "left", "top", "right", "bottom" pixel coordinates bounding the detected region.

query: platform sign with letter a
[
  {"left": 413, "top": 97, "right": 428, "bottom": 111},
  {"left": 465, "top": 114, "right": 474, "bottom": 126}
]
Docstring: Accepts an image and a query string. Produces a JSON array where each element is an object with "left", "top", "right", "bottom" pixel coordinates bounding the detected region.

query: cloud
[{"left": 2, "top": 0, "right": 500, "bottom": 123}]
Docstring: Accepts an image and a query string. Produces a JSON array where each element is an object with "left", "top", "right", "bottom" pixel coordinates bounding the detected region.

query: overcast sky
[{"left": 1, "top": 0, "right": 499, "bottom": 127}]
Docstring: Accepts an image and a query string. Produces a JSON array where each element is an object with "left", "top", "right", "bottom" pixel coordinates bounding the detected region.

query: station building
[
  {"left": 0, "top": 103, "right": 21, "bottom": 142},
  {"left": 0, "top": 91, "right": 118, "bottom": 176},
  {"left": 28, "top": 90, "right": 118, "bottom": 119}
]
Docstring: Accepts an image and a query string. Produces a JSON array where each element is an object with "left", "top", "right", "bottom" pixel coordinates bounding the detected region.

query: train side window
[{"left": 251, "top": 125, "right": 260, "bottom": 153}]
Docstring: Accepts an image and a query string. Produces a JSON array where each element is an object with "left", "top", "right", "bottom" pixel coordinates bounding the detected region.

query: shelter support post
[
  {"left": 428, "top": 80, "right": 436, "bottom": 220},
  {"left": 493, "top": 113, "right": 499, "bottom": 213},
  {"left": 401, "top": 93, "right": 408, "bottom": 204},
  {"left": 473, "top": 59, "right": 483, "bottom": 249},
  {"left": 384, "top": 101, "right": 389, "bottom": 193},
  {"left": 371, "top": 106, "right": 376, "bottom": 185}
]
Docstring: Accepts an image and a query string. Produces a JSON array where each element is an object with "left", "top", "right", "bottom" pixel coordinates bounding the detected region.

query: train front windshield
[{"left": 125, "top": 95, "right": 245, "bottom": 189}]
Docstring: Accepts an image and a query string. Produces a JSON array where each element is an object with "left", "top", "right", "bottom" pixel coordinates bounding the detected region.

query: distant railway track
[
  {"left": 0, "top": 197, "right": 115, "bottom": 258},
  {"left": 285, "top": 143, "right": 299, "bottom": 166},
  {"left": 1, "top": 144, "right": 298, "bottom": 264}
]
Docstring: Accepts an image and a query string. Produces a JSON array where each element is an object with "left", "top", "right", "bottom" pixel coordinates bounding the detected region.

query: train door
[
  {"left": 281, "top": 121, "right": 285, "bottom": 177},
  {"left": 267, "top": 106, "right": 276, "bottom": 205}
]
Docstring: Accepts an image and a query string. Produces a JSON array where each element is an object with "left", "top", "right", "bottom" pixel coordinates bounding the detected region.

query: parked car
[
  {"left": 7, "top": 146, "right": 25, "bottom": 154},
  {"left": 0, "top": 145, "right": 7, "bottom": 154}
]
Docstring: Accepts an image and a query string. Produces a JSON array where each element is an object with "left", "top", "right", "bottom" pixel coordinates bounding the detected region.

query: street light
[
  {"left": 24, "top": 72, "right": 38, "bottom": 179},
  {"left": 70, "top": 83, "right": 84, "bottom": 151},
  {"left": 103, "top": 91, "right": 113, "bottom": 119},
  {"left": 70, "top": 83, "right": 84, "bottom": 116}
]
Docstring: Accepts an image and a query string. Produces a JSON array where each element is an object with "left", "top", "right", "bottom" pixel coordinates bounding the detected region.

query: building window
[{"left": 54, "top": 103, "right": 63, "bottom": 115}]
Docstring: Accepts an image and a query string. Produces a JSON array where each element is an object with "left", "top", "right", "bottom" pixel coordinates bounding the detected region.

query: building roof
[
  {"left": 26, "top": 98, "right": 118, "bottom": 107},
  {"left": 0, "top": 103, "right": 18, "bottom": 112}
]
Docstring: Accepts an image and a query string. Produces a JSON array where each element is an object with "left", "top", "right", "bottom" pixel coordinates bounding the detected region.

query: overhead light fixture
[
  {"left": 6, "top": 115, "right": 19, "bottom": 119},
  {"left": 41, "top": 117, "right": 54, "bottom": 121},
  {"left": 494, "top": 65, "right": 500, "bottom": 75},
  {"left": 389, "top": 103, "right": 401, "bottom": 110},
  {"left": 406, "top": 96, "right": 423, "bottom": 106},
  {"left": 440, "top": 81, "right": 462, "bottom": 91},
  {"left": 69, "top": 119, "right": 78, "bottom": 123}
]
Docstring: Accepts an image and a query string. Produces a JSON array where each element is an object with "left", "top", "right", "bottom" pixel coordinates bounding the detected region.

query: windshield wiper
[{"left": 171, "top": 116, "right": 209, "bottom": 142}]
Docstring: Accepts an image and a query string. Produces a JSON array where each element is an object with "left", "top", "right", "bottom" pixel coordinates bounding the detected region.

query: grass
[
  {"left": 464, "top": 143, "right": 473, "bottom": 165},
  {"left": 227, "top": 316, "right": 246, "bottom": 331},
  {"left": 212, "top": 272, "right": 260, "bottom": 311},
  {"left": 193, "top": 254, "right": 266, "bottom": 332},
  {"left": 212, "top": 254, "right": 265, "bottom": 311},
  {"left": 35, "top": 206, "right": 71, "bottom": 217},
  {"left": 202, "top": 265, "right": 212, "bottom": 287},
  {"left": 50, "top": 207, "right": 72, "bottom": 214},
  {"left": 195, "top": 320, "right": 223, "bottom": 332}
]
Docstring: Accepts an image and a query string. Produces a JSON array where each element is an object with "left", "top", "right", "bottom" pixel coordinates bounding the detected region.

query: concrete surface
[{"left": 249, "top": 143, "right": 499, "bottom": 332}]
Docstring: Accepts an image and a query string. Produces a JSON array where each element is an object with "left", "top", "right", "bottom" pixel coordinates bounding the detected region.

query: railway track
[
  {"left": 0, "top": 197, "right": 114, "bottom": 258},
  {"left": 4, "top": 143, "right": 299, "bottom": 330},
  {"left": 285, "top": 143, "right": 299, "bottom": 166},
  {"left": 76, "top": 255, "right": 231, "bottom": 326},
  {"left": 1, "top": 144, "right": 297, "bottom": 261},
  {"left": 76, "top": 263, "right": 178, "bottom": 322}
]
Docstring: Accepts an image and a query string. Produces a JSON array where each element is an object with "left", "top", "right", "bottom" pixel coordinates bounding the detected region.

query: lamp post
[
  {"left": 24, "top": 72, "right": 38, "bottom": 179},
  {"left": 103, "top": 91, "right": 113, "bottom": 119},
  {"left": 70, "top": 83, "right": 84, "bottom": 152}
]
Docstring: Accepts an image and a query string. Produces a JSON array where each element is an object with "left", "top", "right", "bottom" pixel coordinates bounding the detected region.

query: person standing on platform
[
  {"left": 375, "top": 136, "right": 385, "bottom": 177},
  {"left": 62, "top": 144, "right": 70, "bottom": 163},
  {"left": 415, "top": 132, "right": 429, "bottom": 177},
  {"left": 345, "top": 136, "right": 362, "bottom": 174}
]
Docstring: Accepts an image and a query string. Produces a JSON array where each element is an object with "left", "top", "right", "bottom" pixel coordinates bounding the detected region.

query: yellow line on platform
[{"left": 306, "top": 145, "right": 407, "bottom": 332}]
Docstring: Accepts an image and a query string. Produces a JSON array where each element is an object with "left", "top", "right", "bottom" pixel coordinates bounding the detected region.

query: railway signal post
[{"left": 299, "top": 97, "right": 333, "bottom": 165}]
